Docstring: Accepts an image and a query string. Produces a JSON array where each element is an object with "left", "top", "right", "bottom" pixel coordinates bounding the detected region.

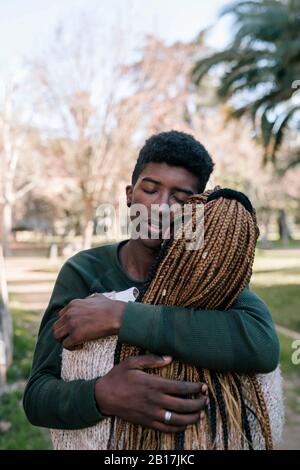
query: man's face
[{"left": 126, "top": 162, "right": 199, "bottom": 249}]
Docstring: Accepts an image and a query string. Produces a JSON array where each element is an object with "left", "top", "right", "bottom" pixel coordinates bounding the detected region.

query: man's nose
[
  {"left": 156, "top": 191, "right": 171, "bottom": 207},
  {"left": 150, "top": 199, "right": 173, "bottom": 226}
]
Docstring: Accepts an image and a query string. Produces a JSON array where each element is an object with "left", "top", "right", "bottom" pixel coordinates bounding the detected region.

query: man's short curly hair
[{"left": 131, "top": 130, "right": 214, "bottom": 192}]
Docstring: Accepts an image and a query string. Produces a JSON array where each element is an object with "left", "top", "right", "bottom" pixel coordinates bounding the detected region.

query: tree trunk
[
  {"left": 260, "top": 212, "right": 272, "bottom": 248},
  {"left": 2, "top": 202, "right": 12, "bottom": 257},
  {"left": 277, "top": 209, "right": 293, "bottom": 244},
  {"left": 0, "top": 246, "right": 13, "bottom": 392},
  {"left": 82, "top": 200, "right": 94, "bottom": 250}
]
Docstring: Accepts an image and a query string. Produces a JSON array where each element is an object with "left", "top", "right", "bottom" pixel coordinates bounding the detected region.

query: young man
[{"left": 23, "top": 131, "right": 279, "bottom": 434}]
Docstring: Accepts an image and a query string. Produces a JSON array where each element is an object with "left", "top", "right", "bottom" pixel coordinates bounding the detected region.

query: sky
[{"left": 0, "top": 0, "right": 232, "bottom": 78}]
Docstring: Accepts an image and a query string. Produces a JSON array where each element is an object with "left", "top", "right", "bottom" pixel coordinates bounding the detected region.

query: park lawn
[
  {"left": 252, "top": 247, "right": 300, "bottom": 435},
  {"left": 252, "top": 247, "right": 300, "bottom": 382},
  {"left": 276, "top": 332, "right": 300, "bottom": 429},
  {"left": 0, "top": 388, "right": 51, "bottom": 450},
  {"left": 0, "top": 307, "right": 52, "bottom": 450},
  {"left": 253, "top": 284, "right": 300, "bottom": 332},
  {"left": 0, "top": 245, "right": 299, "bottom": 449},
  {"left": 252, "top": 247, "right": 300, "bottom": 333}
]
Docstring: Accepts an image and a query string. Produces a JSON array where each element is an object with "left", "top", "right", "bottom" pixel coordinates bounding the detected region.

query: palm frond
[
  {"left": 270, "top": 106, "right": 300, "bottom": 161},
  {"left": 192, "top": 49, "right": 238, "bottom": 84},
  {"left": 193, "top": 0, "right": 300, "bottom": 167}
]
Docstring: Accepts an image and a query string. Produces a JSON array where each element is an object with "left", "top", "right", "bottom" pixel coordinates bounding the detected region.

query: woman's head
[
  {"left": 140, "top": 187, "right": 260, "bottom": 310},
  {"left": 113, "top": 188, "right": 273, "bottom": 451}
]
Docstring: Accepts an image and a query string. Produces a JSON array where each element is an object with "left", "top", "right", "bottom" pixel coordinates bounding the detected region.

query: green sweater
[{"left": 23, "top": 240, "right": 279, "bottom": 430}]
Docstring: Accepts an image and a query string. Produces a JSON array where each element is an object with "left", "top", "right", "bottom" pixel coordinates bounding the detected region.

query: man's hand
[
  {"left": 95, "top": 354, "right": 209, "bottom": 433},
  {"left": 53, "top": 293, "right": 125, "bottom": 350}
]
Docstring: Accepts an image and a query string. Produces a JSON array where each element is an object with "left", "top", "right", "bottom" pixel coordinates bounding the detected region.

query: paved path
[{"left": 276, "top": 325, "right": 300, "bottom": 340}]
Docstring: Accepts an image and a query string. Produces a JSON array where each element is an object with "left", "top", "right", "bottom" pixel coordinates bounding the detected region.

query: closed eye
[
  {"left": 174, "top": 197, "right": 185, "bottom": 204},
  {"left": 143, "top": 189, "right": 157, "bottom": 194},
  {"left": 143, "top": 189, "right": 186, "bottom": 203}
]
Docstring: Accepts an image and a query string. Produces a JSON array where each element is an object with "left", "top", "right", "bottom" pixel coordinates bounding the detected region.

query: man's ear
[{"left": 126, "top": 185, "right": 133, "bottom": 207}]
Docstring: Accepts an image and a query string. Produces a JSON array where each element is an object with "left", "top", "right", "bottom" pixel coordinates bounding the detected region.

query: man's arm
[
  {"left": 23, "top": 257, "right": 104, "bottom": 429},
  {"left": 24, "top": 313, "right": 207, "bottom": 431},
  {"left": 23, "top": 255, "right": 207, "bottom": 430},
  {"left": 119, "top": 285, "right": 280, "bottom": 373},
  {"left": 55, "top": 282, "right": 279, "bottom": 374},
  {"left": 23, "top": 316, "right": 104, "bottom": 429}
]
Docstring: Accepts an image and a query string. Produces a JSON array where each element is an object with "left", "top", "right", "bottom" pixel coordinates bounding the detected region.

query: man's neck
[{"left": 118, "top": 239, "right": 160, "bottom": 282}]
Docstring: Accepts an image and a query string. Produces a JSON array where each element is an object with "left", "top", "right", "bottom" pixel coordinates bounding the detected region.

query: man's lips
[
  {"left": 138, "top": 219, "right": 163, "bottom": 235},
  {"left": 147, "top": 222, "right": 162, "bottom": 234},
  {"left": 147, "top": 221, "right": 174, "bottom": 236},
  {"left": 138, "top": 217, "right": 176, "bottom": 237}
]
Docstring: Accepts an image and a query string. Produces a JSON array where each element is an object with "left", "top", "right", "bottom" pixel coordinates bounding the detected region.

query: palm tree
[{"left": 192, "top": 0, "right": 300, "bottom": 169}]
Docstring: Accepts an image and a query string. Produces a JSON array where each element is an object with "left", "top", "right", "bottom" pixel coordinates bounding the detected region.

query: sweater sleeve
[
  {"left": 119, "top": 285, "right": 280, "bottom": 374},
  {"left": 23, "top": 256, "right": 105, "bottom": 429}
]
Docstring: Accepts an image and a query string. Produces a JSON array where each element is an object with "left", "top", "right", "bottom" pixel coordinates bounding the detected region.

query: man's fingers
[
  {"left": 127, "top": 356, "right": 207, "bottom": 397},
  {"left": 153, "top": 377, "right": 203, "bottom": 396},
  {"left": 53, "top": 324, "right": 69, "bottom": 341},
  {"left": 57, "top": 298, "right": 82, "bottom": 318},
  {"left": 57, "top": 305, "right": 70, "bottom": 318},
  {"left": 62, "top": 335, "right": 80, "bottom": 350},
  {"left": 53, "top": 316, "right": 67, "bottom": 331},
  {"left": 150, "top": 421, "right": 187, "bottom": 433},
  {"left": 157, "top": 409, "right": 201, "bottom": 428},
  {"left": 150, "top": 414, "right": 207, "bottom": 434},
  {"left": 65, "top": 343, "right": 83, "bottom": 351},
  {"left": 153, "top": 408, "right": 207, "bottom": 433},
  {"left": 154, "top": 394, "right": 208, "bottom": 414},
  {"left": 87, "top": 293, "right": 106, "bottom": 300},
  {"left": 128, "top": 354, "right": 173, "bottom": 370}
]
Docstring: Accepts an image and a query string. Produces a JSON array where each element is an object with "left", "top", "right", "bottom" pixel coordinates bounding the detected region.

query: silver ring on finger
[{"left": 164, "top": 410, "right": 172, "bottom": 424}]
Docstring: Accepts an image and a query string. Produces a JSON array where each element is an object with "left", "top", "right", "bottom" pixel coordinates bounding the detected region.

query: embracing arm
[
  {"left": 23, "top": 258, "right": 105, "bottom": 429},
  {"left": 23, "top": 319, "right": 104, "bottom": 429},
  {"left": 119, "top": 285, "right": 280, "bottom": 374},
  {"left": 24, "top": 255, "right": 207, "bottom": 430}
]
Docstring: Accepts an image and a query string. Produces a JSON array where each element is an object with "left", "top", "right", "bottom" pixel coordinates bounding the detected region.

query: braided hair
[{"left": 109, "top": 187, "right": 273, "bottom": 450}]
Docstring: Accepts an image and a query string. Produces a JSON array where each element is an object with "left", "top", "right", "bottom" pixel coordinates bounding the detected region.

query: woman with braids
[
  {"left": 24, "top": 131, "right": 281, "bottom": 449},
  {"left": 51, "top": 186, "right": 283, "bottom": 450}
]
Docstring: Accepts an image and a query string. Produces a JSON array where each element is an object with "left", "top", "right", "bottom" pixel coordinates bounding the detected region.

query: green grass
[
  {"left": 7, "top": 313, "right": 38, "bottom": 383},
  {"left": 277, "top": 332, "right": 300, "bottom": 377},
  {"left": 257, "top": 239, "right": 300, "bottom": 250},
  {"left": 253, "top": 248, "right": 300, "bottom": 432},
  {"left": 0, "top": 389, "right": 51, "bottom": 450},
  {"left": 253, "top": 285, "right": 300, "bottom": 332},
  {"left": 277, "top": 332, "right": 300, "bottom": 424},
  {"left": 0, "top": 307, "right": 51, "bottom": 450},
  {"left": 252, "top": 248, "right": 300, "bottom": 333},
  {"left": 252, "top": 248, "right": 300, "bottom": 381}
]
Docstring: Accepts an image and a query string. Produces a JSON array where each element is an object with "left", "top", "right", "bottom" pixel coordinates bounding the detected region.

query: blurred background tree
[
  {"left": 192, "top": 0, "right": 300, "bottom": 240},
  {"left": 1, "top": 2, "right": 299, "bottom": 251},
  {"left": 27, "top": 19, "right": 138, "bottom": 249},
  {"left": 193, "top": 0, "right": 300, "bottom": 169},
  {"left": 0, "top": 78, "right": 42, "bottom": 256}
]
